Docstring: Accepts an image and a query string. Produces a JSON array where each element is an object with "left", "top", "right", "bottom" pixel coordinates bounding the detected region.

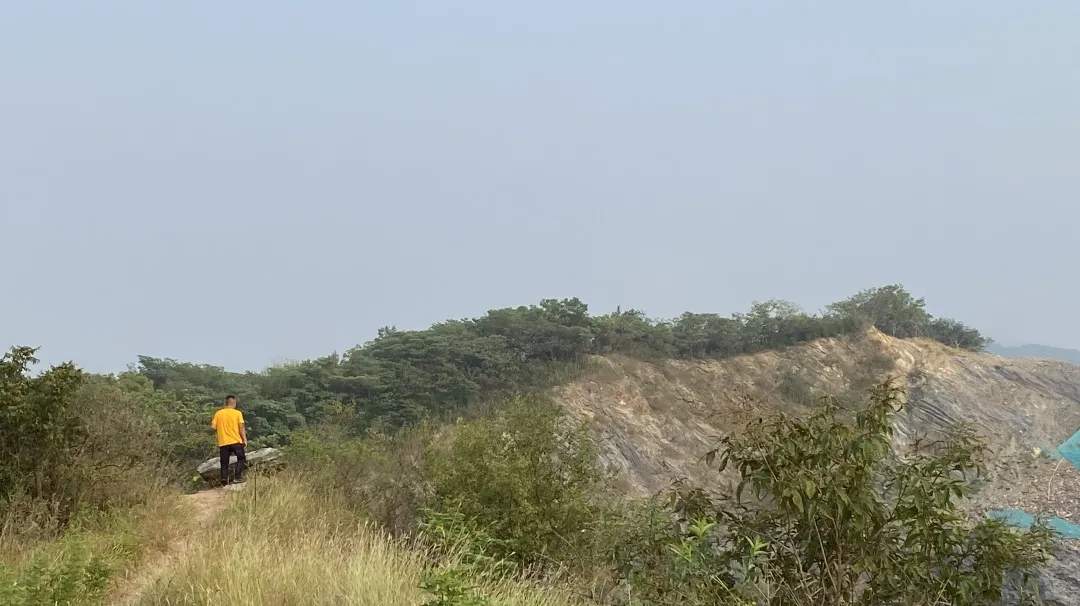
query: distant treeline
[{"left": 136, "top": 285, "right": 986, "bottom": 444}]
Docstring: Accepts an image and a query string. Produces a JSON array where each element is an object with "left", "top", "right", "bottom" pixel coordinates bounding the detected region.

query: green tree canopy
[{"left": 132, "top": 286, "right": 988, "bottom": 438}]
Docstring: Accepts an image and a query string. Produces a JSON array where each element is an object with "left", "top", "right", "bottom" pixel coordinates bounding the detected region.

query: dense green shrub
[
  {"left": 0, "top": 347, "right": 189, "bottom": 535},
  {"left": 0, "top": 545, "right": 111, "bottom": 606},
  {"left": 288, "top": 420, "right": 433, "bottom": 534},
  {"left": 0, "top": 347, "right": 86, "bottom": 525},
  {"left": 825, "top": 285, "right": 989, "bottom": 350},
  {"left": 621, "top": 380, "right": 1050, "bottom": 605},
  {"left": 423, "top": 396, "right": 604, "bottom": 568}
]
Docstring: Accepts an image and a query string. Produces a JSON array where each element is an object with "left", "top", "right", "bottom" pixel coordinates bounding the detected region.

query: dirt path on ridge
[{"left": 108, "top": 487, "right": 232, "bottom": 605}]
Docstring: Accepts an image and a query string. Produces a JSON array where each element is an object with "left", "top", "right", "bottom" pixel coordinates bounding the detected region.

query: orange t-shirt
[{"left": 211, "top": 407, "right": 245, "bottom": 447}]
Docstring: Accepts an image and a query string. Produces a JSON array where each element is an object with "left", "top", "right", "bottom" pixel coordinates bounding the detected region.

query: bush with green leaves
[
  {"left": 288, "top": 420, "right": 433, "bottom": 534},
  {"left": 825, "top": 285, "right": 989, "bottom": 350},
  {"left": 0, "top": 544, "right": 112, "bottom": 606},
  {"left": 419, "top": 568, "right": 493, "bottom": 606},
  {"left": 419, "top": 508, "right": 519, "bottom": 579},
  {"left": 624, "top": 379, "right": 1051, "bottom": 605},
  {"left": 422, "top": 395, "right": 604, "bottom": 569},
  {"left": 416, "top": 509, "right": 516, "bottom": 606},
  {"left": 0, "top": 347, "right": 86, "bottom": 526},
  {"left": 0, "top": 347, "right": 185, "bottom": 537}
]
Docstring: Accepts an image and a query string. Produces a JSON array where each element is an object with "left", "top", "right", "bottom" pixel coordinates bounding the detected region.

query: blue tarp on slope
[
  {"left": 988, "top": 509, "right": 1080, "bottom": 539},
  {"left": 1058, "top": 429, "right": 1080, "bottom": 470},
  {"left": 988, "top": 431, "right": 1080, "bottom": 538}
]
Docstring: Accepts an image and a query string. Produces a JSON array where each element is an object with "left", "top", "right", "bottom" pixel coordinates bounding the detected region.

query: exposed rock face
[
  {"left": 554, "top": 329, "right": 1080, "bottom": 605},
  {"left": 1033, "top": 543, "right": 1080, "bottom": 605},
  {"left": 196, "top": 447, "right": 284, "bottom": 481},
  {"left": 1001, "top": 542, "right": 1080, "bottom": 605},
  {"left": 557, "top": 329, "right": 1080, "bottom": 495}
]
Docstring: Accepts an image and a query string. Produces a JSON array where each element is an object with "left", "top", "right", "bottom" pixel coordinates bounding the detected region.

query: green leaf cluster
[{"left": 663, "top": 379, "right": 1053, "bottom": 605}]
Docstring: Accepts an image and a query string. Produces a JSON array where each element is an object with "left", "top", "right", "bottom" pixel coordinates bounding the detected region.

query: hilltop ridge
[{"left": 136, "top": 284, "right": 987, "bottom": 446}]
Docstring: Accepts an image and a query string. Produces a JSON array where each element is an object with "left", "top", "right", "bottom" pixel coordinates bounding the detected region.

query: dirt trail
[{"left": 109, "top": 487, "right": 234, "bottom": 605}]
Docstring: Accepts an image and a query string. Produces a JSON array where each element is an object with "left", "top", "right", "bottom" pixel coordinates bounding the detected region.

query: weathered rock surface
[
  {"left": 554, "top": 328, "right": 1080, "bottom": 604},
  {"left": 1000, "top": 542, "right": 1080, "bottom": 605},
  {"left": 557, "top": 329, "right": 1080, "bottom": 495},
  {"left": 196, "top": 447, "right": 284, "bottom": 481}
]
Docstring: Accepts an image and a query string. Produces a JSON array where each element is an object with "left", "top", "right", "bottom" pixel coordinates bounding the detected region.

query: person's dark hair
[{"left": 225, "top": 394, "right": 237, "bottom": 404}]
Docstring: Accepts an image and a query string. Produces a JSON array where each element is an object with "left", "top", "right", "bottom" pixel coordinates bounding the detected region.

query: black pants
[{"left": 219, "top": 443, "right": 246, "bottom": 483}]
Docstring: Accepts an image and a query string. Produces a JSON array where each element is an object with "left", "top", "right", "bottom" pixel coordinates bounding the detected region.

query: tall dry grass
[
  {"left": 138, "top": 475, "right": 587, "bottom": 606},
  {"left": 0, "top": 492, "right": 191, "bottom": 606}
]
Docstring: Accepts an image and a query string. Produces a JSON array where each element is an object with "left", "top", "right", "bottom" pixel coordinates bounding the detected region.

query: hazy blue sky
[{"left": 2, "top": 2, "right": 1078, "bottom": 373}]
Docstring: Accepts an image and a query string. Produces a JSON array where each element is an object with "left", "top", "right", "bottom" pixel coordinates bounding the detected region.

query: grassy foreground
[
  {"left": 0, "top": 493, "right": 192, "bottom": 606},
  {"left": 138, "top": 476, "right": 584, "bottom": 606}
]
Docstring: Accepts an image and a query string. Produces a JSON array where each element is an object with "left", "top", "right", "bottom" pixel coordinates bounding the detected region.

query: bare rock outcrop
[
  {"left": 557, "top": 329, "right": 1080, "bottom": 495},
  {"left": 195, "top": 447, "right": 284, "bottom": 482},
  {"left": 554, "top": 329, "right": 1080, "bottom": 604}
]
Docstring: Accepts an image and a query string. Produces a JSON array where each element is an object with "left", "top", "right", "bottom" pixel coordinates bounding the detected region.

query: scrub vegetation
[{"left": 2, "top": 285, "right": 1048, "bottom": 605}]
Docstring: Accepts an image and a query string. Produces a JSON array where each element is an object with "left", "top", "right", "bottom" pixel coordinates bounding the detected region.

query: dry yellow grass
[
  {"left": 1, "top": 491, "right": 189, "bottom": 566},
  {"left": 0, "top": 491, "right": 192, "bottom": 606},
  {"left": 137, "top": 476, "right": 586, "bottom": 605}
]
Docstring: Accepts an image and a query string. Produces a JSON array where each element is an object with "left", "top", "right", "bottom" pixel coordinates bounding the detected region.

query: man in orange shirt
[{"left": 211, "top": 394, "right": 247, "bottom": 485}]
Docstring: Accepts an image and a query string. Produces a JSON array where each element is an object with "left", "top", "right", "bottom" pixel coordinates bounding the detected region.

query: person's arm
[
  {"left": 211, "top": 412, "right": 218, "bottom": 434},
  {"left": 240, "top": 422, "right": 247, "bottom": 447}
]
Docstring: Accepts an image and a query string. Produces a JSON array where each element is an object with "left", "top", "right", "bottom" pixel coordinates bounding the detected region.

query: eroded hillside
[
  {"left": 558, "top": 329, "right": 1080, "bottom": 603},
  {"left": 557, "top": 328, "right": 1080, "bottom": 496}
]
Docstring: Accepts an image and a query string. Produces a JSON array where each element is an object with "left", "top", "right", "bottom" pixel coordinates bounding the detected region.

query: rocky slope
[{"left": 555, "top": 328, "right": 1080, "bottom": 604}]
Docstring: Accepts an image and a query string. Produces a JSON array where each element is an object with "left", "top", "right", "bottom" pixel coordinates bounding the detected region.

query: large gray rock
[
  {"left": 1035, "top": 542, "right": 1080, "bottom": 605},
  {"left": 1001, "top": 541, "right": 1080, "bottom": 605},
  {"left": 196, "top": 447, "right": 284, "bottom": 481}
]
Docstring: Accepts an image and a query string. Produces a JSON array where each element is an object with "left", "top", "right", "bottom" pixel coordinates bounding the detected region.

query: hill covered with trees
[
  {"left": 136, "top": 284, "right": 988, "bottom": 449},
  {"left": 6, "top": 283, "right": 1061, "bottom": 606}
]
